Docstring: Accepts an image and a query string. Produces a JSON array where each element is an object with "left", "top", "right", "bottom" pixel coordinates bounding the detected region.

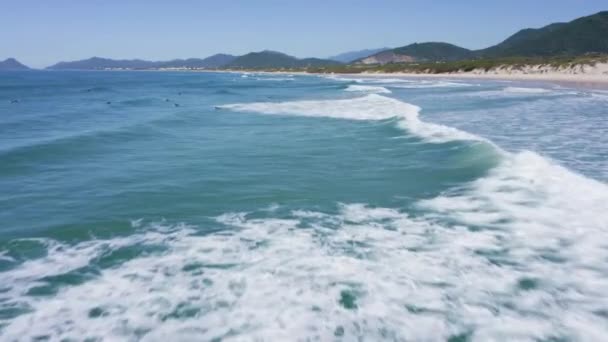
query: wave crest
[
  {"left": 344, "top": 85, "right": 391, "bottom": 94},
  {"left": 219, "top": 94, "right": 484, "bottom": 143}
]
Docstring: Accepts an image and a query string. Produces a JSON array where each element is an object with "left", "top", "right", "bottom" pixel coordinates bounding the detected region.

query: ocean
[{"left": 1, "top": 71, "right": 607, "bottom": 341}]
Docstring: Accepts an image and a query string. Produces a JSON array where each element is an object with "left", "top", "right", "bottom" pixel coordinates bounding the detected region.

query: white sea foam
[
  {"left": 321, "top": 75, "right": 364, "bottom": 82},
  {"left": 0, "top": 251, "right": 14, "bottom": 262},
  {"left": 388, "top": 81, "right": 475, "bottom": 88},
  {"left": 254, "top": 77, "right": 296, "bottom": 82},
  {"left": 344, "top": 84, "right": 391, "bottom": 94},
  {"left": 219, "top": 94, "right": 484, "bottom": 143},
  {"left": 590, "top": 90, "right": 608, "bottom": 100},
  {"left": 322, "top": 76, "right": 417, "bottom": 84},
  {"left": 333, "top": 77, "right": 475, "bottom": 88},
  {"left": 503, "top": 86, "right": 552, "bottom": 94},
  {"left": 358, "top": 78, "right": 417, "bottom": 84},
  {"left": 420, "top": 150, "right": 608, "bottom": 239},
  {"left": 3, "top": 165, "right": 608, "bottom": 341},
  {"left": 466, "top": 86, "right": 567, "bottom": 99}
]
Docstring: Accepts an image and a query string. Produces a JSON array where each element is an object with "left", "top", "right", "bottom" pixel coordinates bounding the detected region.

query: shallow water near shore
[{"left": 1, "top": 71, "right": 608, "bottom": 341}]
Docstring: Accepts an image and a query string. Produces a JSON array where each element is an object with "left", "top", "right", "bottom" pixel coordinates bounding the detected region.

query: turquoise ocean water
[{"left": 1, "top": 71, "right": 607, "bottom": 341}]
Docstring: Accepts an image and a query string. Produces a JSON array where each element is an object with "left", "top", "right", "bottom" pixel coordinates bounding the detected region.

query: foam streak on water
[{"left": 344, "top": 84, "right": 392, "bottom": 94}]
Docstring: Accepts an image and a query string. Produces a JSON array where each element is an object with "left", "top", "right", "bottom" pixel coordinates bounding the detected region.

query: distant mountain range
[
  {"left": 3, "top": 11, "right": 608, "bottom": 70},
  {"left": 328, "top": 48, "right": 390, "bottom": 63},
  {"left": 0, "top": 58, "right": 30, "bottom": 70},
  {"left": 225, "top": 51, "right": 340, "bottom": 69},
  {"left": 46, "top": 54, "right": 237, "bottom": 70},
  {"left": 358, "top": 11, "right": 608, "bottom": 64},
  {"left": 44, "top": 51, "right": 339, "bottom": 70}
]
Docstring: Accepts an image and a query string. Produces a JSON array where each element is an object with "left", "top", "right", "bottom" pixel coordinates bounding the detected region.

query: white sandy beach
[
  {"left": 245, "top": 62, "right": 608, "bottom": 88},
  {"left": 201, "top": 61, "right": 608, "bottom": 91},
  {"left": 351, "top": 62, "right": 608, "bottom": 87}
]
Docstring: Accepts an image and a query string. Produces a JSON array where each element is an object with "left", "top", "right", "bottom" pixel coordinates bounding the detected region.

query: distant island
[
  {"left": 3, "top": 10, "right": 608, "bottom": 80},
  {"left": 0, "top": 58, "right": 30, "bottom": 71}
]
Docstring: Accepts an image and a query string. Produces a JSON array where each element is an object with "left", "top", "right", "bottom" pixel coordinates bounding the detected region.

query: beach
[
  {"left": 235, "top": 62, "right": 608, "bottom": 89},
  {"left": 359, "top": 62, "right": 608, "bottom": 87}
]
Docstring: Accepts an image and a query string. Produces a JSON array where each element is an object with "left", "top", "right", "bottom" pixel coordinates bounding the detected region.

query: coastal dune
[{"left": 359, "top": 62, "right": 608, "bottom": 85}]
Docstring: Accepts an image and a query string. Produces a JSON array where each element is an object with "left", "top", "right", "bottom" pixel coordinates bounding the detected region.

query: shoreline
[
  {"left": 30, "top": 67, "right": 608, "bottom": 89},
  {"left": 242, "top": 69, "right": 608, "bottom": 89},
  {"left": 357, "top": 71, "right": 608, "bottom": 89}
]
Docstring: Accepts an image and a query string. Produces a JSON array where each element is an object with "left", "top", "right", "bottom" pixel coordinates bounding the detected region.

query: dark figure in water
[
  {"left": 106, "top": 101, "right": 112, "bottom": 104},
  {"left": 165, "top": 98, "right": 171, "bottom": 102},
  {"left": 10, "top": 99, "right": 19, "bottom": 103},
  {"left": 174, "top": 103, "right": 180, "bottom": 107}
]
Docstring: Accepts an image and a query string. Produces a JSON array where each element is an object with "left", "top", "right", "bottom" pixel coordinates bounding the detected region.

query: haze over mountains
[
  {"left": 328, "top": 48, "right": 390, "bottom": 63},
  {"left": 3, "top": 11, "right": 607, "bottom": 70}
]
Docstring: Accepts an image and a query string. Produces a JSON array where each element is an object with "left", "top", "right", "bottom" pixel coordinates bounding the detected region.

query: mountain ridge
[
  {"left": 358, "top": 11, "right": 608, "bottom": 64},
  {"left": 47, "top": 54, "right": 237, "bottom": 70},
  {"left": 225, "top": 50, "right": 340, "bottom": 69},
  {"left": 45, "top": 51, "right": 339, "bottom": 70}
]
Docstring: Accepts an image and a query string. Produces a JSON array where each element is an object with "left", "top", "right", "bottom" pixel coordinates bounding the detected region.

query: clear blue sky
[{"left": 2, "top": 0, "right": 606, "bottom": 68}]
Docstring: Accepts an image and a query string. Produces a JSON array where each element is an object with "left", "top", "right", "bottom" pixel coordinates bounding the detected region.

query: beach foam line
[
  {"left": 387, "top": 81, "right": 475, "bottom": 89},
  {"left": 218, "top": 94, "right": 485, "bottom": 143},
  {"left": 344, "top": 84, "right": 391, "bottom": 94},
  {"left": 323, "top": 75, "right": 476, "bottom": 88},
  {"left": 503, "top": 86, "right": 552, "bottom": 94},
  {"left": 254, "top": 77, "right": 296, "bottom": 82}
]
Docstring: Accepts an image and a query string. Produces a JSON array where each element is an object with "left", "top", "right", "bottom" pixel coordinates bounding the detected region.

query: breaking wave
[
  {"left": 344, "top": 85, "right": 391, "bottom": 94},
  {"left": 3, "top": 85, "right": 608, "bottom": 341},
  {"left": 219, "top": 94, "right": 485, "bottom": 143},
  {"left": 2, "top": 157, "right": 608, "bottom": 340}
]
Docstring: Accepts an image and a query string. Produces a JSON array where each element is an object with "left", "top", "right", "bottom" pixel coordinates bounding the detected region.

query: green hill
[
  {"left": 479, "top": 11, "right": 608, "bottom": 57},
  {"left": 357, "top": 42, "right": 472, "bottom": 64},
  {"left": 357, "top": 11, "right": 608, "bottom": 64},
  {"left": 392, "top": 42, "right": 473, "bottom": 61},
  {"left": 225, "top": 51, "right": 340, "bottom": 69}
]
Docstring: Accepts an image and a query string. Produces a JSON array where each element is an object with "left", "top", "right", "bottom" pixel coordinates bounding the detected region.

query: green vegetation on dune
[{"left": 303, "top": 54, "right": 608, "bottom": 74}]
